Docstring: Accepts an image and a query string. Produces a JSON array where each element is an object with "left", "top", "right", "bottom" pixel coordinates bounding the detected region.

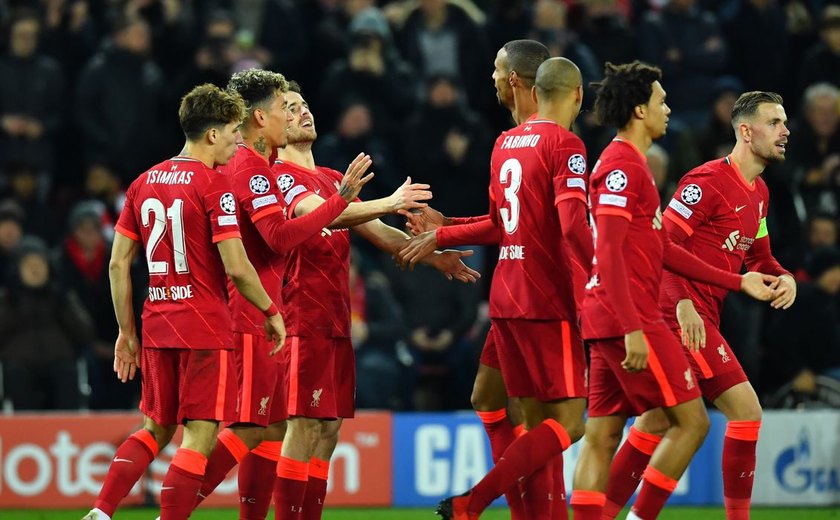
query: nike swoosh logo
[
  {"left": 113, "top": 457, "right": 134, "bottom": 463},
  {"left": 161, "top": 486, "right": 175, "bottom": 491},
  {"left": 735, "top": 205, "right": 746, "bottom": 212}
]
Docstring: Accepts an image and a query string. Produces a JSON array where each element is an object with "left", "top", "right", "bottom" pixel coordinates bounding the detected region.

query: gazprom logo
[{"left": 774, "top": 429, "right": 840, "bottom": 493}]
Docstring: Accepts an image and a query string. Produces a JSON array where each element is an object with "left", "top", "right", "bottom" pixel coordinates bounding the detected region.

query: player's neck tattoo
[{"left": 254, "top": 136, "right": 267, "bottom": 155}]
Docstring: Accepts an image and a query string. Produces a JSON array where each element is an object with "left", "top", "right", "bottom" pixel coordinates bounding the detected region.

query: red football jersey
[
  {"left": 488, "top": 116, "right": 589, "bottom": 320},
  {"left": 581, "top": 138, "right": 666, "bottom": 339},
  {"left": 221, "top": 145, "right": 291, "bottom": 335},
  {"left": 115, "top": 156, "right": 240, "bottom": 350},
  {"left": 659, "top": 156, "right": 770, "bottom": 328},
  {"left": 275, "top": 159, "right": 351, "bottom": 338}
]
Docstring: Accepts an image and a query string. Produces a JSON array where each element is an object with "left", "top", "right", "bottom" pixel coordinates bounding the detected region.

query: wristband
[{"left": 262, "top": 302, "right": 279, "bottom": 317}]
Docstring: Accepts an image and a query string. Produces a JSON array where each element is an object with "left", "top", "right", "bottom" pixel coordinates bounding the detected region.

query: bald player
[{"left": 435, "top": 57, "right": 593, "bottom": 520}]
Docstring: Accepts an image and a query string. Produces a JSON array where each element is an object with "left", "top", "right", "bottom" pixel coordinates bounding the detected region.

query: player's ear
[
  {"left": 530, "top": 86, "right": 537, "bottom": 104},
  {"left": 207, "top": 126, "right": 218, "bottom": 144},
  {"left": 740, "top": 122, "right": 752, "bottom": 143},
  {"left": 575, "top": 85, "right": 584, "bottom": 105},
  {"left": 633, "top": 103, "right": 645, "bottom": 120}
]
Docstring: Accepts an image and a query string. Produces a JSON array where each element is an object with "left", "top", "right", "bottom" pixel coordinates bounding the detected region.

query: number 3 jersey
[
  {"left": 116, "top": 156, "right": 240, "bottom": 350},
  {"left": 488, "top": 116, "right": 589, "bottom": 321}
]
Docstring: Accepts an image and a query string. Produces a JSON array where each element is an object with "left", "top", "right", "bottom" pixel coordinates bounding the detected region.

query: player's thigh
[
  {"left": 233, "top": 332, "right": 281, "bottom": 427},
  {"left": 661, "top": 396, "right": 710, "bottom": 434},
  {"left": 179, "top": 348, "right": 237, "bottom": 424},
  {"left": 495, "top": 318, "right": 586, "bottom": 401},
  {"left": 284, "top": 336, "right": 354, "bottom": 419},
  {"left": 712, "top": 381, "right": 762, "bottom": 422},
  {"left": 471, "top": 364, "right": 508, "bottom": 412}
]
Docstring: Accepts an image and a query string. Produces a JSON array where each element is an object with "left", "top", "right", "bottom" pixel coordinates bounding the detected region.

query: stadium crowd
[{"left": 1, "top": 0, "right": 839, "bottom": 413}]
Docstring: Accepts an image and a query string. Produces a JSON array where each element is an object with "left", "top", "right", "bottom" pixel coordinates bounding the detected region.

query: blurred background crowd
[{"left": 1, "top": 0, "right": 840, "bottom": 413}]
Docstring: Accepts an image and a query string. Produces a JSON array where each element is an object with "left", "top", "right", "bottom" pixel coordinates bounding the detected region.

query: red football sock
[
  {"left": 195, "top": 428, "right": 250, "bottom": 507},
  {"left": 301, "top": 457, "right": 330, "bottom": 520},
  {"left": 570, "top": 490, "right": 606, "bottom": 520},
  {"left": 274, "top": 456, "right": 309, "bottom": 520},
  {"left": 467, "top": 419, "right": 571, "bottom": 515},
  {"left": 95, "top": 429, "right": 159, "bottom": 516},
  {"left": 604, "top": 427, "right": 661, "bottom": 518},
  {"left": 476, "top": 409, "right": 527, "bottom": 519},
  {"left": 522, "top": 458, "right": 553, "bottom": 519},
  {"left": 240, "top": 441, "right": 282, "bottom": 520},
  {"left": 551, "top": 456, "right": 568, "bottom": 520},
  {"left": 631, "top": 465, "right": 678, "bottom": 520},
  {"left": 723, "top": 421, "right": 760, "bottom": 520},
  {"left": 160, "top": 448, "right": 207, "bottom": 520}
]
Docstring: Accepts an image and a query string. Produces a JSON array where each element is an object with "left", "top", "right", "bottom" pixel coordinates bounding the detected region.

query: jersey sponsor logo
[
  {"left": 599, "top": 193, "right": 627, "bottom": 207},
  {"left": 217, "top": 215, "right": 237, "bottom": 226},
  {"left": 148, "top": 284, "right": 194, "bottom": 302},
  {"left": 311, "top": 388, "right": 323, "bottom": 408},
  {"left": 680, "top": 184, "right": 703, "bottom": 205},
  {"left": 567, "top": 178, "right": 586, "bottom": 190},
  {"left": 252, "top": 194, "right": 278, "bottom": 209},
  {"left": 284, "top": 184, "right": 307, "bottom": 205},
  {"left": 605, "top": 170, "right": 628, "bottom": 192},
  {"left": 721, "top": 229, "right": 755, "bottom": 252},
  {"left": 568, "top": 154, "right": 586, "bottom": 175},
  {"left": 685, "top": 368, "right": 695, "bottom": 390},
  {"left": 220, "top": 192, "right": 237, "bottom": 214},
  {"left": 668, "top": 198, "right": 693, "bottom": 219},
  {"left": 249, "top": 174, "right": 270, "bottom": 194},
  {"left": 277, "top": 174, "right": 295, "bottom": 192},
  {"left": 258, "top": 396, "right": 269, "bottom": 416},
  {"left": 718, "top": 344, "right": 731, "bottom": 363},
  {"left": 652, "top": 207, "right": 663, "bottom": 230}
]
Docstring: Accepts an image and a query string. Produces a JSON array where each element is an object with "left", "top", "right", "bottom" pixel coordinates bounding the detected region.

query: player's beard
[
  {"left": 758, "top": 141, "right": 786, "bottom": 164},
  {"left": 288, "top": 125, "right": 317, "bottom": 146}
]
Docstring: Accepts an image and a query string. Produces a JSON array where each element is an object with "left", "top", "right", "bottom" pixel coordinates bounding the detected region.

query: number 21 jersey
[
  {"left": 488, "top": 116, "right": 589, "bottom": 321},
  {"left": 116, "top": 156, "right": 240, "bottom": 350}
]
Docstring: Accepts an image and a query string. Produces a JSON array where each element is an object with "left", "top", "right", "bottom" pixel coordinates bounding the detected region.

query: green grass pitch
[{"left": 2, "top": 508, "right": 839, "bottom": 519}]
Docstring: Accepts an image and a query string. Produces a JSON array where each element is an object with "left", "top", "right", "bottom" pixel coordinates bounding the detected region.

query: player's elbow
[{"left": 223, "top": 260, "right": 249, "bottom": 284}]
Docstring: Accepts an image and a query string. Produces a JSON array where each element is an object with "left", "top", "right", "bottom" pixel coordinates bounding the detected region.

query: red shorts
[
  {"left": 492, "top": 318, "right": 587, "bottom": 401},
  {"left": 140, "top": 348, "right": 237, "bottom": 425},
  {"left": 283, "top": 336, "right": 355, "bottom": 419},
  {"left": 233, "top": 333, "right": 288, "bottom": 426},
  {"left": 478, "top": 325, "right": 501, "bottom": 370},
  {"left": 588, "top": 327, "right": 702, "bottom": 418},
  {"left": 679, "top": 326, "right": 748, "bottom": 402}
]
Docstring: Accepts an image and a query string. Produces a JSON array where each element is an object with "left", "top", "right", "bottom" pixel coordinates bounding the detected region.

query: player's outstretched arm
[
  {"left": 256, "top": 156, "right": 374, "bottom": 254},
  {"left": 399, "top": 206, "right": 492, "bottom": 236},
  {"left": 397, "top": 218, "right": 499, "bottom": 268},
  {"left": 296, "top": 176, "right": 432, "bottom": 229},
  {"left": 217, "top": 237, "right": 286, "bottom": 353},
  {"left": 109, "top": 232, "right": 141, "bottom": 383}
]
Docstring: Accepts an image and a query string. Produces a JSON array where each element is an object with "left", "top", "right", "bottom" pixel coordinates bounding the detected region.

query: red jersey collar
[{"left": 612, "top": 137, "right": 647, "bottom": 162}]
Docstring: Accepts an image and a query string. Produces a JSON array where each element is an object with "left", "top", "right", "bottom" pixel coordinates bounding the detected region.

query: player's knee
[
  {"left": 470, "top": 384, "right": 505, "bottom": 412},
  {"left": 679, "top": 408, "right": 710, "bottom": 442},
  {"left": 565, "top": 418, "right": 585, "bottom": 445},
  {"left": 635, "top": 410, "right": 670, "bottom": 436},
  {"left": 585, "top": 424, "right": 623, "bottom": 453},
  {"left": 142, "top": 419, "right": 177, "bottom": 450}
]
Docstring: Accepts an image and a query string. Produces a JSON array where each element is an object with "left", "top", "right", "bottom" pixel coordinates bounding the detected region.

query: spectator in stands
[
  {"left": 781, "top": 211, "right": 838, "bottom": 280},
  {"left": 402, "top": 74, "right": 493, "bottom": 217},
  {"left": 76, "top": 13, "right": 164, "bottom": 184},
  {"left": 485, "top": 0, "right": 533, "bottom": 55},
  {"left": 313, "top": 100, "right": 399, "bottom": 202},
  {"left": 1, "top": 162, "right": 55, "bottom": 241},
  {"left": 0, "top": 9, "right": 64, "bottom": 174},
  {"left": 386, "top": 255, "right": 480, "bottom": 411},
  {"left": 722, "top": 0, "right": 788, "bottom": 96},
  {"left": 0, "top": 236, "right": 93, "bottom": 410},
  {"left": 579, "top": 0, "right": 637, "bottom": 66},
  {"left": 56, "top": 200, "right": 138, "bottom": 409},
  {"left": 638, "top": 0, "right": 727, "bottom": 128},
  {"left": 350, "top": 248, "right": 409, "bottom": 410},
  {"left": 646, "top": 143, "right": 675, "bottom": 204},
  {"left": 308, "top": 0, "right": 377, "bottom": 87},
  {"left": 697, "top": 76, "right": 742, "bottom": 163},
  {"left": 765, "top": 246, "right": 840, "bottom": 395},
  {"left": 0, "top": 199, "right": 24, "bottom": 278},
  {"left": 83, "top": 163, "right": 122, "bottom": 239},
  {"left": 788, "top": 83, "right": 840, "bottom": 216},
  {"left": 319, "top": 7, "right": 416, "bottom": 144},
  {"left": 40, "top": 0, "right": 97, "bottom": 87},
  {"left": 798, "top": 5, "right": 840, "bottom": 101},
  {"left": 397, "top": 0, "right": 490, "bottom": 111}
]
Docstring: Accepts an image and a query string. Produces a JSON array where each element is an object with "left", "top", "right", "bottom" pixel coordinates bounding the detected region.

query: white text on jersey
[
  {"left": 146, "top": 170, "right": 194, "bottom": 185},
  {"left": 500, "top": 134, "right": 541, "bottom": 149},
  {"left": 498, "top": 245, "right": 525, "bottom": 260},
  {"left": 148, "top": 285, "right": 194, "bottom": 302}
]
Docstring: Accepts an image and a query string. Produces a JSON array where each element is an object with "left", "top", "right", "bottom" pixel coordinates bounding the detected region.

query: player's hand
[
  {"left": 622, "top": 330, "right": 648, "bottom": 373},
  {"left": 398, "top": 206, "right": 449, "bottom": 235},
  {"left": 769, "top": 274, "right": 797, "bottom": 310},
  {"left": 740, "top": 271, "right": 778, "bottom": 301},
  {"left": 338, "top": 152, "right": 375, "bottom": 203},
  {"left": 676, "top": 299, "right": 705, "bottom": 352},
  {"left": 427, "top": 249, "right": 481, "bottom": 283},
  {"left": 388, "top": 177, "right": 432, "bottom": 213},
  {"left": 265, "top": 313, "right": 287, "bottom": 355},
  {"left": 113, "top": 331, "right": 141, "bottom": 383},
  {"left": 396, "top": 230, "right": 438, "bottom": 268}
]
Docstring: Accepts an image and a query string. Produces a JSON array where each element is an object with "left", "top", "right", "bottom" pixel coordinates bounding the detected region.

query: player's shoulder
[
  {"left": 682, "top": 157, "right": 728, "bottom": 183},
  {"left": 593, "top": 140, "right": 644, "bottom": 177},
  {"left": 316, "top": 165, "right": 343, "bottom": 182}
]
